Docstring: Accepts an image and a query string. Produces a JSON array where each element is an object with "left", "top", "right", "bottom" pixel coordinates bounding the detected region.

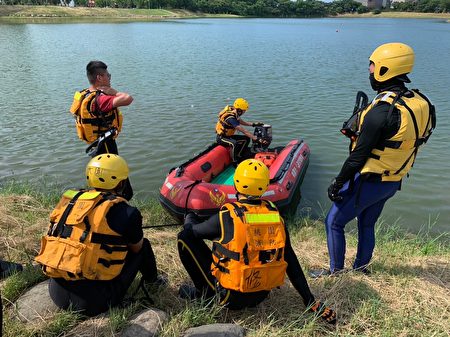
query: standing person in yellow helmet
[
  {"left": 310, "top": 43, "right": 436, "bottom": 278},
  {"left": 177, "top": 159, "right": 337, "bottom": 324},
  {"left": 215, "top": 98, "right": 267, "bottom": 163},
  {"left": 35, "top": 154, "right": 161, "bottom": 316}
]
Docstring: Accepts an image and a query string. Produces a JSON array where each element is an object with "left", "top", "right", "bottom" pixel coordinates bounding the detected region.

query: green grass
[
  {"left": 1, "top": 266, "right": 46, "bottom": 303},
  {"left": 1, "top": 181, "right": 449, "bottom": 337}
]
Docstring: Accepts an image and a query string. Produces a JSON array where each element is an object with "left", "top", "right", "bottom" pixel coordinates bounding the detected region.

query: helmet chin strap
[{"left": 236, "top": 193, "right": 260, "bottom": 201}]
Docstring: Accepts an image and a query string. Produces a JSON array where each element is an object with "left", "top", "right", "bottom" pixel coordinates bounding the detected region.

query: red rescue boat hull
[{"left": 159, "top": 139, "right": 310, "bottom": 222}]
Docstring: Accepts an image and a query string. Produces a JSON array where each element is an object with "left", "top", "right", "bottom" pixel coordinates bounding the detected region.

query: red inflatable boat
[{"left": 159, "top": 136, "right": 310, "bottom": 222}]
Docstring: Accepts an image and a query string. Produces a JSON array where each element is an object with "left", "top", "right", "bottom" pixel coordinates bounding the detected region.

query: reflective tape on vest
[
  {"left": 244, "top": 213, "right": 281, "bottom": 224},
  {"left": 63, "top": 190, "right": 101, "bottom": 200}
]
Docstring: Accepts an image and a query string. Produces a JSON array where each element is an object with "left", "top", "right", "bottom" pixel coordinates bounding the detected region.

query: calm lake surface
[{"left": 0, "top": 18, "right": 449, "bottom": 233}]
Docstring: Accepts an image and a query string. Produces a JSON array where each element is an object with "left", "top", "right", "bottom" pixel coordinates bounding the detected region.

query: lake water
[{"left": 0, "top": 18, "right": 449, "bottom": 234}]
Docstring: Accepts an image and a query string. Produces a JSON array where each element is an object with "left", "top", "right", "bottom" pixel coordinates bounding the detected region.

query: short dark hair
[{"left": 86, "top": 61, "right": 108, "bottom": 84}]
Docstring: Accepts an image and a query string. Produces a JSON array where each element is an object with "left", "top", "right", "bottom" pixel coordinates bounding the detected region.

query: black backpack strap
[
  {"left": 51, "top": 191, "right": 85, "bottom": 237},
  {"left": 229, "top": 202, "right": 246, "bottom": 222}
]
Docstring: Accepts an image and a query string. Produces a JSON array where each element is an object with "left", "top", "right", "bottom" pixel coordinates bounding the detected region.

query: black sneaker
[
  {"left": 178, "top": 284, "right": 201, "bottom": 300},
  {"left": 0, "top": 260, "right": 23, "bottom": 280},
  {"left": 309, "top": 268, "right": 349, "bottom": 279},
  {"left": 353, "top": 266, "right": 371, "bottom": 275}
]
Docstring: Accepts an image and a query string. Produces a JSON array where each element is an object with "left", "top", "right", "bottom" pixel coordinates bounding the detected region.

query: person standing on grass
[
  {"left": 177, "top": 159, "right": 337, "bottom": 324},
  {"left": 310, "top": 42, "right": 435, "bottom": 278},
  {"left": 69, "top": 60, "right": 134, "bottom": 200},
  {"left": 70, "top": 60, "right": 133, "bottom": 155}
]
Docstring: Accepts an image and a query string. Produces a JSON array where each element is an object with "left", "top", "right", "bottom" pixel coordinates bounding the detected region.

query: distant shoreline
[
  {"left": 337, "top": 11, "right": 450, "bottom": 21},
  {"left": 0, "top": 5, "right": 235, "bottom": 20},
  {"left": 0, "top": 5, "right": 449, "bottom": 22}
]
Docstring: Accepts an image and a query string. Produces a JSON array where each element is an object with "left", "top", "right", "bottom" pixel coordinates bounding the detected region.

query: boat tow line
[
  {"left": 142, "top": 180, "right": 202, "bottom": 229},
  {"left": 184, "top": 179, "right": 202, "bottom": 217}
]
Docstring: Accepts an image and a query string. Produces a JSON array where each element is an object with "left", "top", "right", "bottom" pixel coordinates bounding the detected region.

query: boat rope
[
  {"left": 141, "top": 223, "right": 180, "bottom": 229},
  {"left": 184, "top": 180, "right": 202, "bottom": 217}
]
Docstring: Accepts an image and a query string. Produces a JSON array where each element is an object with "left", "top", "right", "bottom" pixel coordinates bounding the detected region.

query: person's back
[
  {"left": 211, "top": 198, "right": 287, "bottom": 301},
  {"left": 177, "top": 159, "right": 336, "bottom": 323},
  {"left": 35, "top": 154, "right": 159, "bottom": 316}
]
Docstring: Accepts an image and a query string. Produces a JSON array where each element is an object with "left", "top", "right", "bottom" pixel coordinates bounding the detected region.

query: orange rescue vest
[
  {"left": 215, "top": 105, "right": 239, "bottom": 137},
  {"left": 35, "top": 190, "right": 129, "bottom": 281},
  {"left": 70, "top": 89, "right": 123, "bottom": 143},
  {"left": 211, "top": 200, "right": 287, "bottom": 293}
]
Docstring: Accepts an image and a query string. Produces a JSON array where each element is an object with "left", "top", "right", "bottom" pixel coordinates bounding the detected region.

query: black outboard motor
[{"left": 252, "top": 124, "right": 272, "bottom": 153}]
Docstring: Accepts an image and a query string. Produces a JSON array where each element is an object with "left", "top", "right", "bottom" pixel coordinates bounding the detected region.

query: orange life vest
[
  {"left": 69, "top": 89, "right": 123, "bottom": 143},
  {"left": 215, "top": 105, "right": 239, "bottom": 137},
  {"left": 35, "top": 190, "right": 129, "bottom": 281},
  {"left": 211, "top": 200, "right": 287, "bottom": 293}
]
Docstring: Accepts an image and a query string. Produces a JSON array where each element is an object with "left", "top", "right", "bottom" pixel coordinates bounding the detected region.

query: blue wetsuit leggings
[{"left": 325, "top": 175, "right": 400, "bottom": 272}]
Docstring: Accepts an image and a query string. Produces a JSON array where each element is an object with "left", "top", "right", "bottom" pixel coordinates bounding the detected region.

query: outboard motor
[{"left": 252, "top": 124, "right": 272, "bottom": 153}]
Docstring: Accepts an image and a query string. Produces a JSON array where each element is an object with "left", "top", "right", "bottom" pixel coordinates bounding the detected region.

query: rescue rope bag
[
  {"left": 35, "top": 190, "right": 128, "bottom": 281},
  {"left": 212, "top": 201, "right": 287, "bottom": 293},
  {"left": 70, "top": 89, "right": 123, "bottom": 143}
]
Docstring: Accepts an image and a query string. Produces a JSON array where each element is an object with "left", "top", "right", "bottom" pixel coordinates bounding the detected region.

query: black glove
[
  {"left": 183, "top": 212, "right": 200, "bottom": 231},
  {"left": 252, "top": 122, "right": 264, "bottom": 127},
  {"left": 327, "top": 178, "right": 343, "bottom": 202}
]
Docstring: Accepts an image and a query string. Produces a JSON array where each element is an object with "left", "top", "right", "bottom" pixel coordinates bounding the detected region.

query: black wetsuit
[
  {"left": 49, "top": 202, "right": 158, "bottom": 317},
  {"left": 178, "top": 198, "right": 316, "bottom": 310}
]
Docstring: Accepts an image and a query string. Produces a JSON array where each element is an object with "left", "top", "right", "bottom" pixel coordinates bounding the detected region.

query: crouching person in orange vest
[
  {"left": 177, "top": 159, "right": 337, "bottom": 324},
  {"left": 35, "top": 154, "right": 159, "bottom": 316}
]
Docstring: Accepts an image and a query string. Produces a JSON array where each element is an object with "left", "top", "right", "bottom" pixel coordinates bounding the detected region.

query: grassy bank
[
  {"left": 0, "top": 183, "right": 449, "bottom": 336},
  {"left": 0, "top": 5, "right": 235, "bottom": 20},
  {"left": 0, "top": 6, "right": 449, "bottom": 22},
  {"left": 338, "top": 11, "right": 450, "bottom": 20}
]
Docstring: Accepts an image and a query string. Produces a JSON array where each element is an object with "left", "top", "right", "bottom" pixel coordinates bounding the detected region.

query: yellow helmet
[
  {"left": 86, "top": 154, "right": 129, "bottom": 190},
  {"left": 233, "top": 98, "right": 249, "bottom": 111},
  {"left": 234, "top": 159, "right": 270, "bottom": 197},
  {"left": 369, "top": 42, "right": 414, "bottom": 82}
]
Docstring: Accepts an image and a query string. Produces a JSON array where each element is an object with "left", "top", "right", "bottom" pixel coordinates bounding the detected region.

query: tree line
[
  {"left": 0, "top": 0, "right": 368, "bottom": 17},
  {"left": 392, "top": 0, "right": 450, "bottom": 13},
  {"left": 1, "top": 0, "right": 448, "bottom": 16}
]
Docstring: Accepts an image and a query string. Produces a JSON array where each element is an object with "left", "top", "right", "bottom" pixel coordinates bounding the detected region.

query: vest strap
[
  {"left": 91, "top": 232, "right": 127, "bottom": 246},
  {"left": 53, "top": 191, "right": 85, "bottom": 237},
  {"left": 97, "top": 258, "right": 125, "bottom": 268},
  {"left": 100, "top": 244, "right": 128, "bottom": 254},
  {"left": 59, "top": 225, "right": 73, "bottom": 239},
  {"left": 212, "top": 260, "right": 230, "bottom": 274},
  {"left": 219, "top": 120, "right": 234, "bottom": 129},
  {"left": 213, "top": 242, "right": 240, "bottom": 261}
]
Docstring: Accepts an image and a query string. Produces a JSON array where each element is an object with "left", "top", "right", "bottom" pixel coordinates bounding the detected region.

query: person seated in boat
[
  {"left": 215, "top": 98, "right": 267, "bottom": 163},
  {"left": 177, "top": 159, "right": 337, "bottom": 324},
  {"left": 35, "top": 154, "right": 161, "bottom": 317}
]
